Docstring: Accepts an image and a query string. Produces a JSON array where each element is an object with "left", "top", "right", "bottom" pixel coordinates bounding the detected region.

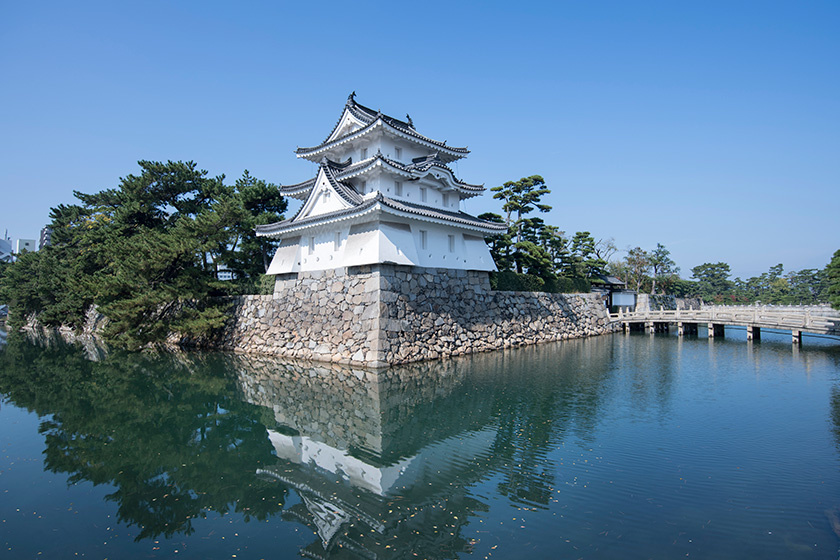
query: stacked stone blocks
[{"left": 222, "top": 265, "right": 616, "bottom": 367}]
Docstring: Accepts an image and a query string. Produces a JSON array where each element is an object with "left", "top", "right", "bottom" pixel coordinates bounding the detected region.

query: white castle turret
[{"left": 257, "top": 93, "right": 506, "bottom": 276}]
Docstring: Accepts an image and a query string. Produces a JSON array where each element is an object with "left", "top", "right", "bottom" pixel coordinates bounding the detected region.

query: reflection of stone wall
[
  {"left": 231, "top": 353, "right": 478, "bottom": 458},
  {"left": 222, "top": 265, "right": 617, "bottom": 367},
  {"left": 21, "top": 311, "right": 109, "bottom": 362}
]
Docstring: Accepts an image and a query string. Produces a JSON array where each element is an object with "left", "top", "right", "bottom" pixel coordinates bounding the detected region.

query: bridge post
[
  {"left": 747, "top": 325, "right": 760, "bottom": 341},
  {"left": 678, "top": 322, "right": 684, "bottom": 336},
  {"left": 708, "top": 323, "right": 725, "bottom": 338},
  {"left": 792, "top": 330, "right": 802, "bottom": 345},
  {"left": 646, "top": 321, "right": 655, "bottom": 334}
]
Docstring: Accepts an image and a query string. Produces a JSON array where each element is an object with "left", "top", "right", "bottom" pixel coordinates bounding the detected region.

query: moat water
[{"left": 1, "top": 328, "right": 840, "bottom": 559}]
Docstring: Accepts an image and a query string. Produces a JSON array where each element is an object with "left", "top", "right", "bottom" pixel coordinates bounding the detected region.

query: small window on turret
[
  {"left": 394, "top": 146, "right": 402, "bottom": 160},
  {"left": 448, "top": 235, "right": 455, "bottom": 252},
  {"left": 334, "top": 232, "right": 341, "bottom": 251},
  {"left": 360, "top": 181, "right": 366, "bottom": 194},
  {"left": 309, "top": 237, "right": 315, "bottom": 255},
  {"left": 420, "top": 187, "right": 427, "bottom": 202},
  {"left": 420, "top": 230, "right": 427, "bottom": 250},
  {"left": 361, "top": 148, "right": 368, "bottom": 159},
  {"left": 443, "top": 194, "right": 449, "bottom": 208},
  {"left": 395, "top": 181, "right": 402, "bottom": 196}
]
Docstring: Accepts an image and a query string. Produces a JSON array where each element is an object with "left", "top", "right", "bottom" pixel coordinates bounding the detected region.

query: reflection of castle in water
[
  {"left": 4, "top": 329, "right": 621, "bottom": 558},
  {"left": 235, "top": 355, "right": 499, "bottom": 558},
  {"left": 232, "top": 338, "right": 618, "bottom": 559}
]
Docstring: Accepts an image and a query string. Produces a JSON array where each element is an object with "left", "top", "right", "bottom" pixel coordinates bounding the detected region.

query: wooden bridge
[{"left": 611, "top": 306, "right": 840, "bottom": 344}]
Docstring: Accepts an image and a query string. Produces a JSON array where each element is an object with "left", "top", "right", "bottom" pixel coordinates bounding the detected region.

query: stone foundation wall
[
  {"left": 636, "top": 294, "right": 704, "bottom": 311},
  {"left": 221, "top": 265, "right": 617, "bottom": 367},
  {"left": 223, "top": 267, "right": 384, "bottom": 364}
]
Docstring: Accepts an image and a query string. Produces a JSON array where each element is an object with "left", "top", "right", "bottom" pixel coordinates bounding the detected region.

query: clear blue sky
[{"left": 2, "top": 0, "right": 837, "bottom": 279}]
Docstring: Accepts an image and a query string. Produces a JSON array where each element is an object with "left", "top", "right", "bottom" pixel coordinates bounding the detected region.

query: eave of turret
[
  {"left": 340, "top": 153, "right": 484, "bottom": 197},
  {"left": 282, "top": 154, "right": 485, "bottom": 202},
  {"left": 278, "top": 177, "right": 316, "bottom": 200},
  {"left": 297, "top": 94, "right": 469, "bottom": 163},
  {"left": 279, "top": 158, "right": 355, "bottom": 200},
  {"left": 256, "top": 192, "right": 507, "bottom": 238}
]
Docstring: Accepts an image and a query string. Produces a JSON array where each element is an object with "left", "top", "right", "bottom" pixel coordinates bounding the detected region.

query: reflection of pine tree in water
[
  {"left": 831, "top": 386, "right": 840, "bottom": 451},
  {"left": 827, "top": 386, "right": 840, "bottom": 555},
  {"left": 462, "top": 337, "right": 614, "bottom": 510},
  {"left": 0, "top": 336, "right": 288, "bottom": 541},
  {"left": 0, "top": 331, "right": 625, "bottom": 558}
]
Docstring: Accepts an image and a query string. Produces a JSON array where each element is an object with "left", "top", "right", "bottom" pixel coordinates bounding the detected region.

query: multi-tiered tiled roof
[{"left": 257, "top": 94, "right": 503, "bottom": 274}]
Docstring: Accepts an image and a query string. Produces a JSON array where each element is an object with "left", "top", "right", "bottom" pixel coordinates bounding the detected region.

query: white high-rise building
[
  {"left": 14, "top": 239, "right": 36, "bottom": 254},
  {"left": 257, "top": 94, "right": 505, "bottom": 275}
]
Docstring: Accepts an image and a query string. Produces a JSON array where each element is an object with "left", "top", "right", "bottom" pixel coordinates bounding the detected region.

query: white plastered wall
[
  {"left": 266, "top": 236, "right": 302, "bottom": 275},
  {"left": 265, "top": 218, "right": 497, "bottom": 274}
]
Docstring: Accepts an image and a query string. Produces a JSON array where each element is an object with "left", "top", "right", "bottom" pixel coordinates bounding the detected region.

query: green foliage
[
  {"left": 0, "top": 337, "right": 287, "bottom": 541},
  {"left": 0, "top": 245, "right": 94, "bottom": 328},
  {"left": 547, "top": 276, "right": 591, "bottom": 294},
  {"left": 489, "top": 270, "right": 589, "bottom": 293},
  {"left": 490, "top": 175, "right": 552, "bottom": 229},
  {"left": 220, "top": 171, "right": 287, "bottom": 279},
  {"left": 0, "top": 161, "right": 285, "bottom": 346},
  {"left": 679, "top": 260, "right": 832, "bottom": 305},
  {"left": 483, "top": 176, "right": 603, "bottom": 293},
  {"left": 827, "top": 250, "right": 840, "bottom": 310},
  {"left": 669, "top": 278, "right": 699, "bottom": 297},
  {"left": 608, "top": 243, "right": 678, "bottom": 295},
  {"left": 256, "top": 274, "right": 276, "bottom": 295},
  {"left": 562, "top": 231, "right": 607, "bottom": 280},
  {"left": 615, "top": 246, "right": 651, "bottom": 293},
  {"left": 649, "top": 243, "right": 679, "bottom": 295},
  {"left": 691, "top": 262, "right": 733, "bottom": 301},
  {"left": 490, "top": 176, "right": 552, "bottom": 274},
  {"left": 491, "top": 270, "right": 545, "bottom": 292},
  {"left": 479, "top": 212, "right": 514, "bottom": 272}
]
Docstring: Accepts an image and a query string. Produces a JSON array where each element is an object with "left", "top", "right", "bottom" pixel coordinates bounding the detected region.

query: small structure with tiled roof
[{"left": 258, "top": 93, "right": 505, "bottom": 276}]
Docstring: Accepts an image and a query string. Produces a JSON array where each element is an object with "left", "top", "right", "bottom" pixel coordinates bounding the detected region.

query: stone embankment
[
  {"left": 14, "top": 266, "right": 617, "bottom": 367},
  {"left": 221, "top": 265, "right": 617, "bottom": 367},
  {"left": 635, "top": 294, "right": 703, "bottom": 311}
]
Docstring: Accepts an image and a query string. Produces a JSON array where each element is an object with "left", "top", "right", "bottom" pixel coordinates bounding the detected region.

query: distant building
[
  {"left": 591, "top": 273, "right": 636, "bottom": 310},
  {"left": 39, "top": 226, "right": 53, "bottom": 249},
  {"left": 14, "top": 239, "right": 36, "bottom": 254},
  {"left": 0, "top": 237, "right": 11, "bottom": 263},
  {"left": 216, "top": 267, "right": 238, "bottom": 281},
  {"left": 0, "top": 237, "right": 38, "bottom": 262}
]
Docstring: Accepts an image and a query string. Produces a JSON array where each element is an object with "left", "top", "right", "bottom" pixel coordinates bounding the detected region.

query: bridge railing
[
  {"left": 704, "top": 304, "right": 840, "bottom": 317},
  {"left": 610, "top": 307, "right": 840, "bottom": 335}
]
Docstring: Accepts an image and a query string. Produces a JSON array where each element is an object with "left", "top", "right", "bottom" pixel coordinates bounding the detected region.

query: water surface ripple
[{"left": 1, "top": 329, "right": 839, "bottom": 559}]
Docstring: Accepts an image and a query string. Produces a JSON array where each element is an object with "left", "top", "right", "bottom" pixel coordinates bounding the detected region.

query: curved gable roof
[{"left": 296, "top": 93, "right": 469, "bottom": 162}]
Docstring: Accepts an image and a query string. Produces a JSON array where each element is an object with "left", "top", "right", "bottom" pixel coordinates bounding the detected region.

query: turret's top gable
[{"left": 295, "top": 93, "right": 469, "bottom": 163}]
